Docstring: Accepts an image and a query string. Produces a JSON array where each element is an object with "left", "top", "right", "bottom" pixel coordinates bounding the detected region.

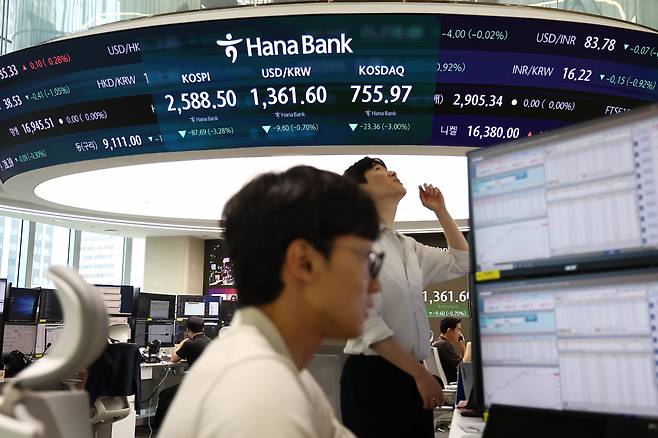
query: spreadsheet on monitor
[
  {"left": 469, "top": 109, "right": 658, "bottom": 274},
  {"left": 184, "top": 301, "right": 205, "bottom": 316},
  {"left": 477, "top": 269, "right": 658, "bottom": 418},
  {"left": 2, "top": 324, "right": 37, "bottom": 354}
]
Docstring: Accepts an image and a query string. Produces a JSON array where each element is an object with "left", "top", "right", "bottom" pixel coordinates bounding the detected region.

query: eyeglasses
[
  {"left": 314, "top": 241, "right": 385, "bottom": 279},
  {"left": 331, "top": 245, "right": 385, "bottom": 279}
]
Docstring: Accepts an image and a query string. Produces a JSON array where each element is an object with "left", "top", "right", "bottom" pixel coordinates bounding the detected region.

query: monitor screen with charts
[
  {"left": 2, "top": 324, "right": 37, "bottom": 355},
  {"left": 184, "top": 302, "right": 205, "bottom": 316},
  {"left": 468, "top": 105, "right": 658, "bottom": 278},
  {"left": 206, "top": 296, "right": 220, "bottom": 318},
  {"left": 476, "top": 268, "right": 658, "bottom": 418},
  {"left": 147, "top": 322, "right": 175, "bottom": 347},
  {"left": 177, "top": 295, "right": 206, "bottom": 317},
  {"left": 150, "top": 300, "right": 170, "bottom": 319},
  {"left": 135, "top": 292, "right": 175, "bottom": 319}
]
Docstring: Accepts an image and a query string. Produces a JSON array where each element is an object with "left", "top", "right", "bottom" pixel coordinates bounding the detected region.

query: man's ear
[{"left": 284, "top": 239, "right": 318, "bottom": 283}]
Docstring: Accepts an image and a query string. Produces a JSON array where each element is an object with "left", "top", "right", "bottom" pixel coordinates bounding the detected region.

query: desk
[
  {"left": 137, "top": 361, "right": 187, "bottom": 426},
  {"left": 448, "top": 409, "right": 486, "bottom": 438}
]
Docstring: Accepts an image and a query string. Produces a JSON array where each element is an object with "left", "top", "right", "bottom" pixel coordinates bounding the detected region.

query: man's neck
[
  {"left": 440, "top": 334, "right": 458, "bottom": 346},
  {"left": 260, "top": 301, "right": 322, "bottom": 371},
  {"left": 189, "top": 331, "right": 203, "bottom": 339},
  {"left": 376, "top": 196, "right": 400, "bottom": 228}
]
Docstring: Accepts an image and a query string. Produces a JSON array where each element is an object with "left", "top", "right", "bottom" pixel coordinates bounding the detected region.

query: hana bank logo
[
  {"left": 216, "top": 32, "right": 354, "bottom": 63},
  {"left": 216, "top": 33, "right": 243, "bottom": 63}
]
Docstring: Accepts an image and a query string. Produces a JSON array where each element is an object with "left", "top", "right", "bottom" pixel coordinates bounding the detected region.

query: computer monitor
[
  {"left": 2, "top": 323, "right": 37, "bottom": 355},
  {"left": 119, "top": 286, "right": 135, "bottom": 314},
  {"left": 132, "top": 320, "right": 147, "bottom": 346},
  {"left": 38, "top": 289, "right": 63, "bottom": 322},
  {"left": 0, "top": 278, "right": 7, "bottom": 315},
  {"left": 475, "top": 267, "right": 658, "bottom": 419},
  {"left": 206, "top": 295, "right": 221, "bottom": 318},
  {"left": 468, "top": 105, "right": 658, "bottom": 280},
  {"left": 35, "top": 323, "right": 64, "bottom": 355},
  {"left": 6, "top": 287, "right": 40, "bottom": 322},
  {"left": 135, "top": 292, "right": 176, "bottom": 319},
  {"left": 176, "top": 295, "right": 205, "bottom": 318},
  {"left": 203, "top": 321, "right": 220, "bottom": 340},
  {"left": 146, "top": 321, "right": 175, "bottom": 347},
  {"left": 174, "top": 320, "right": 186, "bottom": 343},
  {"left": 92, "top": 285, "right": 122, "bottom": 315},
  {"left": 94, "top": 285, "right": 135, "bottom": 315},
  {"left": 220, "top": 300, "right": 238, "bottom": 323}
]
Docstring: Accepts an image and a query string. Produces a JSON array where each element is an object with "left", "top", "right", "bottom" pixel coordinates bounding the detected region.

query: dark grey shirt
[
  {"left": 175, "top": 333, "right": 211, "bottom": 367},
  {"left": 433, "top": 335, "right": 461, "bottom": 383}
]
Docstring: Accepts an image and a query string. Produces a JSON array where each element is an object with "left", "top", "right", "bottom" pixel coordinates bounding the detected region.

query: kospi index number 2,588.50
[{"left": 165, "top": 91, "right": 237, "bottom": 114}]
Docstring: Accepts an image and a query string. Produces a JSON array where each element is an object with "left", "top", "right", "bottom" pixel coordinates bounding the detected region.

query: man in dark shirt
[
  {"left": 171, "top": 316, "right": 211, "bottom": 367},
  {"left": 153, "top": 316, "right": 211, "bottom": 428},
  {"left": 432, "top": 317, "right": 465, "bottom": 384}
]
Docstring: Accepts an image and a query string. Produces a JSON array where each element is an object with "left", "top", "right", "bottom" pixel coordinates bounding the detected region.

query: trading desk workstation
[
  {"left": 0, "top": 278, "right": 238, "bottom": 435},
  {"left": 0, "top": 1, "right": 657, "bottom": 437}
]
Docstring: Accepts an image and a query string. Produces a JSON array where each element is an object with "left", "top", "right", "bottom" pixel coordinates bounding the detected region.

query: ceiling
[
  {"left": 0, "top": 146, "right": 472, "bottom": 238},
  {"left": 8, "top": 1, "right": 638, "bottom": 238}
]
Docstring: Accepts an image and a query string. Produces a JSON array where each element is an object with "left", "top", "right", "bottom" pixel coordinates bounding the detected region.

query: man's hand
[
  {"left": 414, "top": 367, "right": 445, "bottom": 410},
  {"left": 419, "top": 184, "right": 446, "bottom": 213},
  {"left": 457, "top": 339, "right": 466, "bottom": 357}
]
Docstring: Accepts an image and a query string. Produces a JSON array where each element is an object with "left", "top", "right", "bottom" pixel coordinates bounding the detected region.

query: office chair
[
  {"left": 108, "top": 323, "right": 131, "bottom": 343},
  {"left": 432, "top": 347, "right": 458, "bottom": 389},
  {"left": 0, "top": 266, "right": 109, "bottom": 438},
  {"left": 425, "top": 347, "right": 457, "bottom": 433},
  {"left": 87, "top": 342, "right": 142, "bottom": 438}
]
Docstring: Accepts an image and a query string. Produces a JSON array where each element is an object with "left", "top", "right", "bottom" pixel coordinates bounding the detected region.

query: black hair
[
  {"left": 186, "top": 316, "right": 204, "bottom": 333},
  {"left": 222, "top": 165, "right": 379, "bottom": 307},
  {"left": 343, "top": 157, "right": 387, "bottom": 184},
  {"left": 440, "top": 317, "right": 462, "bottom": 334}
]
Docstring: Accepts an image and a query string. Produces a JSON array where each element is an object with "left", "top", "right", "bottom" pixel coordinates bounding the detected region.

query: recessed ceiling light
[{"left": 34, "top": 154, "right": 469, "bottom": 223}]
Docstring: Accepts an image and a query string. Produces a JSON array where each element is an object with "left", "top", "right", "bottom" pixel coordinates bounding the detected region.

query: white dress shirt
[
  {"left": 344, "top": 226, "right": 470, "bottom": 361},
  {"left": 158, "top": 307, "right": 354, "bottom": 438}
]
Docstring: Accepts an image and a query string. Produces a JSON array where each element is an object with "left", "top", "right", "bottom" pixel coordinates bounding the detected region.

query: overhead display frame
[{"left": 0, "top": 4, "right": 656, "bottom": 182}]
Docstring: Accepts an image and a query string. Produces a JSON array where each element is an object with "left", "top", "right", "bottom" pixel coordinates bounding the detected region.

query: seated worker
[
  {"left": 171, "top": 316, "right": 211, "bottom": 367},
  {"left": 158, "top": 166, "right": 381, "bottom": 437},
  {"left": 153, "top": 316, "right": 211, "bottom": 429},
  {"left": 432, "top": 317, "right": 465, "bottom": 384}
]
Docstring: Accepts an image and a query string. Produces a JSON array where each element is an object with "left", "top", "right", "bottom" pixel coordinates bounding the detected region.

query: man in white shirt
[
  {"left": 342, "top": 157, "right": 470, "bottom": 438},
  {"left": 158, "top": 166, "right": 382, "bottom": 438}
]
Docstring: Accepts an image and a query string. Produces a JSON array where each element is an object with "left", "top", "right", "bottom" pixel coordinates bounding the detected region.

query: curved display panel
[{"left": 0, "top": 7, "right": 656, "bottom": 181}]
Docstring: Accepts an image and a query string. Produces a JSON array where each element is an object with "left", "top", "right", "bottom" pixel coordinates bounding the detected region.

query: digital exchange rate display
[{"left": 0, "top": 10, "right": 656, "bottom": 181}]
